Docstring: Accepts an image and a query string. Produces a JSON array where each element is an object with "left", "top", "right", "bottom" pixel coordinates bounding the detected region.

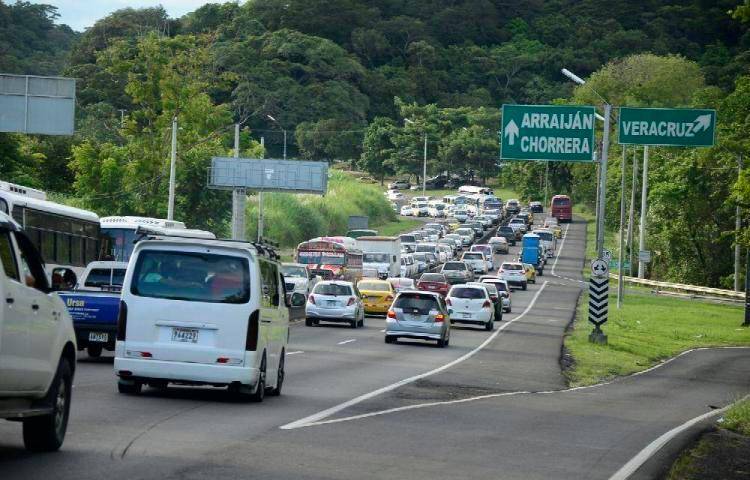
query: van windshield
[
  {"left": 84, "top": 268, "right": 126, "bottom": 288},
  {"left": 131, "top": 251, "right": 250, "bottom": 304},
  {"left": 364, "top": 253, "right": 389, "bottom": 263}
]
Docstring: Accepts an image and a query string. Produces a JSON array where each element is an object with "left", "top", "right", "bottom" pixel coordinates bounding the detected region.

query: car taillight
[
  {"left": 434, "top": 313, "right": 445, "bottom": 322},
  {"left": 490, "top": 295, "right": 498, "bottom": 301},
  {"left": 245, "top": 310, "right": 259, "bottom": 351},
  {"left": 446, "top": 298, "right": 452, "bottom": 306},
  {"left": 116, "top": 300, "right": 127, "bottom": 341},
  {"left": 483, "top": 300, "right": 492, "bottom": 308},
  {"left": 308, "top": 294, "right": 316, "bottom": 305},
  {"left": 387, "top": 310, "right": 396, "bottom": 319},
  {"left": 347, "top": 297, "right": 356, "bottom": 306}
]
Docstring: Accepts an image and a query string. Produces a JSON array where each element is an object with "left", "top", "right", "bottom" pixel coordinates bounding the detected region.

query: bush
[{"left": 245, "top": 170, "right": 396, "bottom": 247}]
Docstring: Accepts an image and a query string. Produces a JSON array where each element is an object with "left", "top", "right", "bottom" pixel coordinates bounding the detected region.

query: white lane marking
[
  {"left": 280, "top": 281, "right": 549, "bottom": 430},
  {"left": 287, "top": 351, "right": 304, "bottom": 355},
  {"left": 337, "top": 339, "right": 357, "bottom": 345},
  {"left": 551, "top": 223, "right": 571, "bottom": 277},
  {"left": 608, "top": 394, "right": 750, "bottom": 480}
]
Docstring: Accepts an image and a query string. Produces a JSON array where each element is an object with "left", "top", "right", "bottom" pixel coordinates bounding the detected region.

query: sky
[{"left": 29, "top": 1, "right": 217, "bottom": 31}]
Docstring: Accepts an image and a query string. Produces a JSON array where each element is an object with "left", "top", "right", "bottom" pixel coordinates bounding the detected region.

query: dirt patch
[{"left": 666, "top": 428, "right": 750, "bottom": 479}]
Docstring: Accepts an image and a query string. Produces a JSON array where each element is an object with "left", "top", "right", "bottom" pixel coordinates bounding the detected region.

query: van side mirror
[{"left": 290, "top": 292, "right": 306, "bottom": 307}]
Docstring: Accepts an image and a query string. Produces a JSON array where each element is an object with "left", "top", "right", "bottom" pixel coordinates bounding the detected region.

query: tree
[{"left": 360, "top": 117, "right": 397, "bottom": 183}]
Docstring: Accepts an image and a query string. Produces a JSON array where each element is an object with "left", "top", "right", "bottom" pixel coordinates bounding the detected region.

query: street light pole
[
  {"left": 628, "top": 148, "right": 638, "bottom": 277},
  {"left": 231, "top": 123, "right": 247, "bottom": 240},
  {"left": 596, "top": 104, "right": 611, "bottom": 259},
  {"left": 638, "top": 146, "right": 649, "bottom": 278},
  {"left": 423, "top": 132, "right": 427, "bottom": 195},
  {"left": 283, "top": 129, "right": 287, "bottom": 161},
  {"left": 617, "top": 146, "right": 627, "bottom": 308},
  {"left": 167, "top": 115, "right": 177, "bottom": 220}
]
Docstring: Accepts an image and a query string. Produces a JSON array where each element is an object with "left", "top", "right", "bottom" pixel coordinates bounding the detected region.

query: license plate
[
  {"left": 88, "top": 332, "right": 108, "bottom": 343},
  {"left": 172, "top": 328, "right": 199, "bottom": 343},
  {"left": 462, "top": 312, "right": 472, "bottom": 318},
  {"left": 327, "top": 300, "right": 337, "bottom": 307}
]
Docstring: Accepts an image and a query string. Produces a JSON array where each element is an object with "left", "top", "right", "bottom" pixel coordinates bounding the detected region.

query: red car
[{"left": 417, "top": 273, "right": 451, "bottom": 297}]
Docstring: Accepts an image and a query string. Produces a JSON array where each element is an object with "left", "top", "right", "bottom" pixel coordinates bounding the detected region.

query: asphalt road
[{"left": 1, "top": 218, "right": 748, "bottom": 480}]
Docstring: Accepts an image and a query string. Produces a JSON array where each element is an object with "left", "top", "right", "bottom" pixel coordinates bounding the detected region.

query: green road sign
[
  {"left": 618, "top": 107, "right": 716, "bottom": 147},
  {"left": 500, "top": 104, "right": 596, "bottom": 162}
]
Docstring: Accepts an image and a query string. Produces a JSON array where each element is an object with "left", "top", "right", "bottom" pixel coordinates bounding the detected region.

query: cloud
[{"left": 29, "top": 0, "right": 217, "bottom": 32}]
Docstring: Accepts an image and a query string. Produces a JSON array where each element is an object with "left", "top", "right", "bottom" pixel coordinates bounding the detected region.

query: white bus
[
  {"left": 99, "top": 216, "right": 216, "bottom": 262},
  {"left": 0, "top": 181, "right": 100, "bottom": 287}
]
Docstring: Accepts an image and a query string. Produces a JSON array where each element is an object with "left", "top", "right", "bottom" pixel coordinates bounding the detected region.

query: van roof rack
[{"left": 134, "top": 226, "right": 281, "bottom": 261}]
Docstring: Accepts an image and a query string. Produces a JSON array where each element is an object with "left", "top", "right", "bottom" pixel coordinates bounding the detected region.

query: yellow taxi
[
  {"left": 544, "top": 219, "right": 563, "bottom": 238},
  {"left": 357, "top": 279, "right": 395, "bottom": 314},
  {"left": 522, "top": 263, "right": 537, "bottom": 284}
]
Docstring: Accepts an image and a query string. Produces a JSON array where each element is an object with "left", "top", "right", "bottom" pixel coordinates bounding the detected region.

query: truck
[
  {"left": 58, "top": 261, "right": 127, "bottom": 358},
  {"left": 520, "top": 233, "right": 545, "bottom": 276},
  {"left": 357, "top": 236, "right": 401, "bottom": 279}
]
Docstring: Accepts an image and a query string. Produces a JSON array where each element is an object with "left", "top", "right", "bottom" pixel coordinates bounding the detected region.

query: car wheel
[
  {"left": 437, "top": 337, "right": 447, "bottom": 348},
  {"left": 248, "top": 356, "right": 266, "bottom": 403},
  {"left": 522, "top": 282, "right": 528, "bottom": 291},
  {"left": 385, "top": 335, "right": 396, "bottom": 344},
  {"left": 87, "top": 344, "right": 103, "bottom": 358},
  {"left": 117, "top": 379, "right": 142, "bottom": 395},
  {"left": 305, "top": 318, "right": 313, "bottom": 327},
  {"left": 23, "top": 357, "right": 73, "bottom": 452},
  {"left": 268, "top": 351, "right": 284, "bottom": 397},
  {"left": 485, "top": 319, "right": 494, "bottom": 331}
]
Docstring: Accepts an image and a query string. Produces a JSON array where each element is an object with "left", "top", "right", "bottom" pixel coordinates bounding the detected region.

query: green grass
[
  {"left": 565, "top": 210, "right": 750, "bottom": 387},
  {"left": 723, "top": 398, "right": 750, "bottom": 436},
  {"left": 376, "top": 218, "right": 424, "bottom": 236}
]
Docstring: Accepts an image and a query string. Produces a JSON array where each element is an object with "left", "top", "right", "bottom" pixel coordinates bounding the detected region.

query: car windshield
[
  {"left": 131, "top": 251, "right": 250, "bottom": 304},
  {"left": 485, "top": 280, "right": 508, "bottom": 291},
  {"left": 394, "top": 293, "right": 439, "bottom": 314},
  {"left": 450, "top": 287, "right": 485, "bottom": 299},
  {"left": 358, "top": 281, "right": 389, "bottom": 292},
  {"left": 399, "top": 235, "right": 416, "bottom": 243},
  {"left": 443, "top": 262, "right": 466, "bottom": 271},
  {"left": 457, "top": 229, "right": 473, "bottom": 235},
  {"left": 84, "top": 268, "right": 126, "bottom": 288},
  {"left": 502, "top": 263, "right": 523, "bottom": 271},
  {"left": 416, "top": 244, "right": 436, "bottom": 253},
  {"left": 463, "top": 253, "right": 483, "bottom": 260},
  {"left": 282, "top": 265, "right": 307, "bottom": 277},
  {"left": 364, "top": 253, "right": 389, "bottom": 263},
  {"left": 536, "top": 232, "right": 553, "bottom": 241},
  {"left": 420, "top": 273, "right": 445, "bottom": 282},
  {"left": 472, "top": 246, "right": 490, "bottom": 253},
  {"left": 314, "top": 283, "right": 352, "bottom": 296}
]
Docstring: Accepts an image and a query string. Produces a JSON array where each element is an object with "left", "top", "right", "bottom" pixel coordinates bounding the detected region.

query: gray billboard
[
  {"left": 209, "top": 157, "right": 328, "bottom": 194},
  {"left": 0, "top": 74, "right": 76, "bottom": 135}
]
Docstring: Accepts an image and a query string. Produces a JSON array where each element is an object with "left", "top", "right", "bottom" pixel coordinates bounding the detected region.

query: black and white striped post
[{"left": 589, "top": 258, "right": 609, "bottom": 344}]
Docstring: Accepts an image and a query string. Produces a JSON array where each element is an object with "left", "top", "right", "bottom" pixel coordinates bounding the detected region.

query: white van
[{"left": 114, "top": 237, "right": 290, "bottom": 402}]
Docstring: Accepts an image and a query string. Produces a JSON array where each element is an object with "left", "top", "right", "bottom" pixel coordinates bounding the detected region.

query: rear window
[
  {"left": 399, "top": 235, "right": 416, "bottom": 243},
  {"left": 314, "top": 283, "right": 353, "bottom": 296},
  {"left": 553, "top": 197, "right": 571, "bottom": 206},
  {"left": 394, "top": 293, "right": 439, "bottom": 313},
  {"left": 420, "top": 273, "right": 445, "bottom": 282},
  {"left": 131, "top": 251, "right": 249, "bottom": 304},
  {"left": 463, "top": 253, "right": 483, "bottom": 260},
  {"left": 416, "top": 244, "right": 436, "bottom": 253},
  {"left": 499, "top": 227, "right": 514, "bottom": 234},
  {"left": 85, "top": 268, "right": 126, "bottom": 288},
  {"left": 484, "top": 280, "right": 508, "bottom": 291},
  {"left": 359, "top": 281, "right": 389, "bottom": 292},
  {"left": 457, "top": 229, "right": 473, "bottom": 235},
  {"left": 443, "top": 262, "right": 466, "bottom": 271},
  {"left": 502, "top": 263, "right": 523, "bottom": 271},
  {"left": 450, "top": 287, "right": 486, "bottom": 299}
]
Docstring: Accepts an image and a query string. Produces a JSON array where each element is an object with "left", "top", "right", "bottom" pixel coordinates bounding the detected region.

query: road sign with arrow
[
  {"left": 500, "top": 104, "right": 597, "bottom": 162},
  {"left": 618, "top": 107, "right": 716, "bottom": 147}
]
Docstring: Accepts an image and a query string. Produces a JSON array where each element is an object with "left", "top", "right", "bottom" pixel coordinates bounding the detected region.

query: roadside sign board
[
  {"left": 602, "top": 249, "right": 612, "bottom": 263},
  {"left": 500, "top": 104, "right": 596, "bottom": 162},
  {"left": 0, "top": 74, "right": 76, "bottom": 135},
  {"left": 618, "top": 107, "right": 716, "bottom": 147},
  {"left": 591, "top": 258, "right": 609, "bottom": 278},
  {"left": 638, "top": 250, "right": 652, "bottom": 263},
  {"left": 209, "top": 158, "right": 328, "bottom": 194}
]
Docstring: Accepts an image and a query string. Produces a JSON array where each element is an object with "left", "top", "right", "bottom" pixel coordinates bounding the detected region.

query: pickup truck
[
  {"left": 0, "top": 212, "right": 77, "bottom": 451},
  {"left": 58, "top": 261, "right": 126, "bottom": 358}
]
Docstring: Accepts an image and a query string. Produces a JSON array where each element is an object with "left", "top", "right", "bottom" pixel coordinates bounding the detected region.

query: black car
[
  {"left": 497, "top": 226, "right": 517, "bottom": 246},
  {"left": 425, "top": 175, "right": 447, "bottom": 189},
  {"left": 529, "top": 201, "right": 544, "bottom": 213},
  {"left": 516, "top": 212, "right": 532, "bottom": 226}
]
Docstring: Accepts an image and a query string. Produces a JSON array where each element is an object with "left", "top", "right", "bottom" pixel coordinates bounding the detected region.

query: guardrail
[{"left": 609, "top": 274, "right": 744, "bottom": 300}]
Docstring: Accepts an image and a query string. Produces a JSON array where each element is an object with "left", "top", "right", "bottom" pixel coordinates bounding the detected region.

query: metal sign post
[{"left": 589, "top": 258, "right": 609, "bottom": 344}]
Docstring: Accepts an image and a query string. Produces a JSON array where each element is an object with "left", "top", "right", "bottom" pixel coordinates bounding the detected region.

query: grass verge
[
  {"left": 376, "top": 218, "right": 424, "bottom": 236},
  {"left": 722, "top": 397, "right": 750, "bottom": 436}
]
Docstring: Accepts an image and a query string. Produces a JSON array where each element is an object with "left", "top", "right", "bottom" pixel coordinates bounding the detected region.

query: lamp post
[
  {"left": 404, "top": 118, "right": 427, "bottom": 194},
  {"left": 267, "top": 114, "right": 287, "bottom": 160}
]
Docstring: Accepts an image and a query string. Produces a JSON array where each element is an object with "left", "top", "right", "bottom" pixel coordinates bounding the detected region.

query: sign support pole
[
  {"left": 596, "top": 104, "right": 611, "bottom": 259},
  {"left": 628, "top": 148, "right": 638, "bottom": 277},
  {"left": 258, "top": 137, "right": 265, "bottom": 242},
  {"left": 638, "top": 145, "right": 649, "bottom": 278},
  {"left": 745, "top": 247, "right": 750, "bottom": 327},
  {"left": 735, "top": 155, "right": 743, "bottom": 292},
  {"left": 167, "top": 116, "right": 177, "bottom": 220},
  {"left": 231, "top": 123, "right": 246, "bottom": 240},
  {"left": 618, "top": 145, "right": 626, "bottom": 308}
]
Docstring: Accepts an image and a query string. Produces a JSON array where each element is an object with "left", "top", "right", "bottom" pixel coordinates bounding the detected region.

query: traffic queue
[{"left": 293, "top": 185, "right": 565, "bottom": 348}]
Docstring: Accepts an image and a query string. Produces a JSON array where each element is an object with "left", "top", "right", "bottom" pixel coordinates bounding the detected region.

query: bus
[
  {"left": 550, "top": 195, "right": 572, "bottom": 223},
  {"left": 0, "top": 181, "right": 100, "bottom": 287},
  {"left": 295, "top": 237, "right": 363, "bottom": 282},
  {"left": 99, "top": 216, "right": 216, "bottom": 263},
  {"left": 458, "top": 185, "right": 493, "bottom": 195}
]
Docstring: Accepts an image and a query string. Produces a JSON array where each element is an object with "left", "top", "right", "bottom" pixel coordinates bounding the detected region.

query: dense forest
[{"left": 1, "top": 0, "right": 750, "bottom": 287}]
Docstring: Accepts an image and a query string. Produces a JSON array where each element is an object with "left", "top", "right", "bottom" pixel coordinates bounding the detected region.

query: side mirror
[{"left": 291, "top": 292, "right": 306, "bottom": 307}]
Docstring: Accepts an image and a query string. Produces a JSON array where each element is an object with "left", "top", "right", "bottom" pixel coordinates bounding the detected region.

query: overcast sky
[{"left": 29, "top": 1, "right": 219, "bottom": 31}]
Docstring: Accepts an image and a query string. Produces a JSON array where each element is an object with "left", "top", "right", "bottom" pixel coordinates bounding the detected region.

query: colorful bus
[
  {"left": 550, "top": 194, "right": 572, "bottom": 223},
  {"left": 295, "top": 237, "right": 363, "bottom": 282}
]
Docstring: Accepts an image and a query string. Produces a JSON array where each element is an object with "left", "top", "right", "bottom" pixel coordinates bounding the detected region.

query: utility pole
[
  {"left": 283, "top": 129, "right": 287, "bottom": 161},
  {"left": 258, "top": 137, "right": 265, "bottom": 242},
  {"left": 628, "top": 148, "right": 638, "bottom": 277},
  {"left": 167, "top": 115, "right": 177, "bottom": 220},
  {"left": 617, "top": 146, "right": 627, "bottom": 308},
  {"left": 544, "top": 161, "right": 550, "bottom": 207},
  {"left": 596, "top": 104, "right": 611, "bottom": 259},
  {"left": 231, "top": 123, "right": 246, "bottom": 241},
  {"left": 423, "top": 133, "right": 427, "bottom": 195},
  {"left": 735, "top": 155, "right": 743, "bottom": 291},
  {"left": 638, "top": 146, "right": 649, "bottom": 278},
  {"left": 745, "top": 247, "right": 750, "bottom": 327},
  {"left": 118, "top": 109, "right": 126, "bottom": 128},
  {"left": 594, "top": 156, "right": 600, "bottom": 252}
]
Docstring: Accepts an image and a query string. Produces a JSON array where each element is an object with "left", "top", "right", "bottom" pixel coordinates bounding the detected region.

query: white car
[
  {"left": 508, "top": 217, "right": 528, "bottom": 233},
  {"left": 400, "top": 205, "right": 414, "bottom": 216},
  {"left": 414, "top": 202, "right": 430, "bottom": 217},
  {"left": 400, "top": 253, "right": 417, "bottom": 278},
  {"left": 454, "top": 228, "right": 475, "bottom": 246},
  {"left": 282, "top": 263, "right": 317, "bottom": 295},
  {"left": 305, "top": 281, "right": 365, "bottom": 328},
  {"left": 446, "top": 284, "right": 495, "bottom": 331},
  {"left": 453, "top": 208, "right": 469, "bottom": 223},
  {"left": 488, "top": 236, "right": 509, "bottom": 254},
  {"left": 461, "top": 251, "right": 489, "bottom": 274},
  {"left": 115, "top": 237, "right": 290, "bottom": 401},
  {"left": 387, "top": 190, "right": 405, "bottom": 201},
  {"left": 0, "top": 213, "right": 77, "bottom": 451},
  {"left": 499, "top": 262, "right": 528, "bottom": 290},
  {"left": 428, "top": 202, "right": 447, "bottom": 218},
  {"left": 480, "top": 276, "right": 512, "bottom": 313}
]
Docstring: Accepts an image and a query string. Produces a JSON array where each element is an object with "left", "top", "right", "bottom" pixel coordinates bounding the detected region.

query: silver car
[
  {"left": 441, "top": 261, "right": 474, "bottom": 284},
  {"left": 385, "top": 291, "right": 450, "bottom": 347},
  {"left": 480, "top": 276, "right": 512, "bottom": 313},
  {"left": 305, "top": 281, "right": 365, "bottom": 328}
]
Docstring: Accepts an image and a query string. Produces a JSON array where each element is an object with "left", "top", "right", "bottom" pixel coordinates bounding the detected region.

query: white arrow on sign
[
  {"left": 692, "top": 114, "right": 712, "bottom": 133},
  {"left": 504, "top": 119, "right": 519, "bottom": 146},
  {"left": 591, "top": 259, "right": 609, "bottom": 278}
]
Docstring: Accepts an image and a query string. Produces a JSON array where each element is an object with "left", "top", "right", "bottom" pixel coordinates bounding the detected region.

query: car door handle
[
  {"left": 5, "top": 297, "right": 14, "bottom": 304},
  {"left": 31, "top": 303, "right": 40, "bottom": 311},
  {"left": 260, "top": 319, "right": 272, "bottom": 324}
]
